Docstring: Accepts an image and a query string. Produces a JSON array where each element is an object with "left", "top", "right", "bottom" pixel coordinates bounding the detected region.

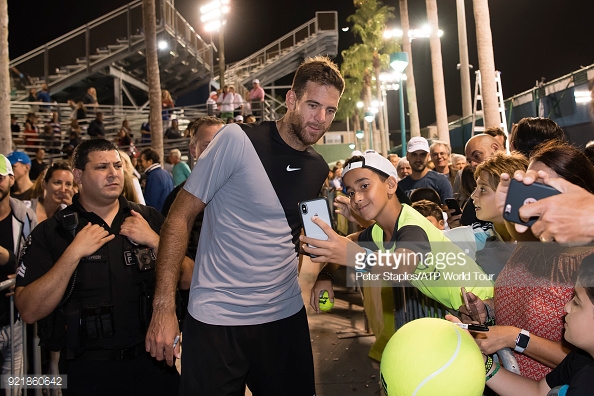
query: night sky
[{"left": 8, "top": 0, "right": 594, "bottom": 127}]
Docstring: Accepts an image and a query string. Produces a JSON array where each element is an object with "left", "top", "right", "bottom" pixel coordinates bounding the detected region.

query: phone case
[
  {"left": 299, "top": 198, "right": 332, "bottom": 243},
  {"left": 445, "top": 198, "right": 462, "bottom": 215},
  {"left": 503, "top": 179, "right": 560, "bottom": 226}
]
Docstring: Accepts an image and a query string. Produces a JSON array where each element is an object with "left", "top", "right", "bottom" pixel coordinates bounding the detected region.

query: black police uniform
[{"left": 17, "top": 194, "right": 179, "bottom": 396}]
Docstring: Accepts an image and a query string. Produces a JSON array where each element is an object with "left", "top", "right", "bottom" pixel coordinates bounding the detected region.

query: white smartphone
[{"left": 299, "top": 198, "right": 332, "bottom": 256}]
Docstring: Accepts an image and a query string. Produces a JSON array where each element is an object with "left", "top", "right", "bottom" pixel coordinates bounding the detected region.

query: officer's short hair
[{"left": 72, "top": 139, "right": 119, "bottom": 171}]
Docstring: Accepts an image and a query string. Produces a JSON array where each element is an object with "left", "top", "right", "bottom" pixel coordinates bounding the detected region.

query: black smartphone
[
  {"left": 503, "top": 179, "right": 561, "bottom": 226},
  {"left": 445, "top": 198, "right": 462, "bottom": 216}
]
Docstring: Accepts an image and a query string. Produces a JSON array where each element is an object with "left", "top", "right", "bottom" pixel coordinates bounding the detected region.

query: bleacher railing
[
  {"left": 9, "top": 0, "right": 211, "bottom": 95},
  {"left": 222, "top": 11, "right": 338, "bottom": 87}
]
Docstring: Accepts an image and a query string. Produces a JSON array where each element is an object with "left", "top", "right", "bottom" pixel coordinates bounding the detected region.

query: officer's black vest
[{"left": 38, "top": 201, "right": 157, "bottom": 354}]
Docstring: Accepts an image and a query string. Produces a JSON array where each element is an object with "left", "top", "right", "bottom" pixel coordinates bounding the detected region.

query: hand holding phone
[
  {"left": 445, "top": 198, "right": 462, "bottom": 216},
  {"left": 503, "top": 179, "right": 561, "bottom": 226}
]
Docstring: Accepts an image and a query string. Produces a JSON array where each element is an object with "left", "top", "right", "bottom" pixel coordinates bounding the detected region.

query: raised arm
[
  {"left": 145, "top": 189, "right": 205, "bottom": 366},
  {"left": 15, "top": 223, "right": 115, "bottom": 323}
]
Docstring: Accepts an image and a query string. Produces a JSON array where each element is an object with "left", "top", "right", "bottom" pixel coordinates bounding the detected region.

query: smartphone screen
[{"left": 503, "top": 179, "right": 560, "bottom": 226}]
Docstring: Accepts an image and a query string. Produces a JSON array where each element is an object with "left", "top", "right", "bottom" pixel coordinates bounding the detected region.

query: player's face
[
  {"left": 45, "top": 169, "right": 74, "bottom": 206},
  {"left": 564, "top": 283, "right": 594, "bottom": 354},
  {"left": 343, "top": 168, "right": 393, "bottom": 221},
  {"left": 75, "top": 150, "right": 124, "bottom": 202},
  {"left": 471, "top": 172, "right": 500, "bottom": 223},
  {"left": 287, "top": 82, "right": 340, "bottom": 147}
]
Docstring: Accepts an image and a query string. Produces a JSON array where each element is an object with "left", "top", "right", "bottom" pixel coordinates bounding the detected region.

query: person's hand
[
  {"left": 333, "top": 195, "right": 358, "bottom": 223},
  {"left": 333, "top": 195, "right": 373, "bottom": 228},
  {"left": 68, "top": 223, "right": 115, "bottom": 259},
  {"left": 309, "top": 277, "right": 334, "bottom": 313},
  {"left": 4, "top": 274, "right": 16, "bottom": 297},
  {"left": 473, "top": 325, "right": 518, "bottom": 355},
  {"left": 120, "top": 210, "right": 159, "bottom": 249},
  {"left": 458, "top": 289, "right": 488, "bottom": 324},
  {"left": 145, "top": 308, "right": 180, "bottom": 366},
  {"left": 516, "top": 171, "right": 594, "bottom": 244},
  {"left": 445, "top": 208, "right": 461, "bottom": 229},
  {"left": 300, "top": 215, "right": 358, "bottom": 265}
]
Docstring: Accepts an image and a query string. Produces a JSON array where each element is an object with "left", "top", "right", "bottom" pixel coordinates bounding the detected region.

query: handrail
[
  {"left": 10, "top": 0, "right": 143, "bottom": 68},
  {"left": 223, "top": 12, "right": 337, "bottom": 85}
]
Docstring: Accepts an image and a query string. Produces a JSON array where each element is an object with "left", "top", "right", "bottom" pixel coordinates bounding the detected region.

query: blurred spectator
[
  {"left": 218, "top": 86, "right": 235, "bottom": 120},
  {"left": 206, "top": 91, "right": 218, "bottom": 116},
  {"left": 37, "top": 84, "right": 51, "bottom": 112},
  {"left": 509, "top": 117, "right": 565, "bottom": 158},
  {"left": 87, "top": 112, "right": 105, "bottom": 138},
  {"left": 245, "top": 114, "right": 256, "bottom": 123},
  {"left": 249, "top": 79, "right": 265, "bottom": 120},
  {"left": 29, "top": 148, "right": 47, "bottom": 181},
  {"left": 451, "top": 153, "right": 467, "bottom": 170},
  {"left": 412, "top": 199, "right": 445, "bottom": 230},
  {"left": 430, "top": 140, "right": 457, "bottom": 187},
  {"left": 82, "top": 86, "right": 98, "bottom": 112},
  {"left": 484, "top": 126, "right": 508, "bottom": 150},
  {"left": 387, "top": 154, "right": 399, "bottom": 168},
  {"left": 119, "top": 150, "right": 145, "bottom": 205},
  {"left": 7, "top": 151, "right": 33, "bottom": 201},
  {"left": 230, "top": 86, "right": 242, "bottom": 117},
  {"left": 164, "top": 119, "right": 182, "bottom": 139},
  {"left": 162, "top": 90, "right": 175, "bottom": 128},
  {"left": 10, "top": 115, "right": 20, "bottom": 134},
  {"left": 235, "top": 115, "right": 244, "bottom": 123},
  {"left": 140, "top": 118, "right": 151, "bottom": 144},
  {"left": 139, "top": 148, "right": 174, "bottom": 212},
  {"left": 396, "top": 157, "right": 411, "bottom": 180},
  {"left": 169, "top": 149, "right": 191, "bottom": 186}
]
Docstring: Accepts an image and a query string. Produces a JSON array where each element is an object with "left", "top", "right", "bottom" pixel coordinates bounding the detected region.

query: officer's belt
[{"left": 77, "top": 344, "right": 145, "bottom": 360}]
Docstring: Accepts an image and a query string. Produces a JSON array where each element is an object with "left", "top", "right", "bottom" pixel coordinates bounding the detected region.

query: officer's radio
[{"left": 124, "top": 246, "right": 156, "bottom": 271}]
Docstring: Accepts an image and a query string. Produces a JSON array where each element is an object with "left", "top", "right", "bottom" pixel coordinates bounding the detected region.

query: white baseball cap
[
  {"left": 0, "top": 154, "right": 13, "bottom": 176},
  {"left": 252, "top": 79, "right": 260, "bottom": 84},
  {"left": 343, "top": 150, "right": 397, "bottom": 179},
  {"left": 407, "top": 136, "right": 430, "bottom": 153}
]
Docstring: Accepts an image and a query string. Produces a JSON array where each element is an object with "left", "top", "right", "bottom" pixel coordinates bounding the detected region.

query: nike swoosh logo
[{"left": 286, "top": 165, "right": 301, "bottom": 172}]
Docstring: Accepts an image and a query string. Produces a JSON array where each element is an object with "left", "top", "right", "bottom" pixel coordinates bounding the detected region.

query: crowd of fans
[{"left": 4, "top": 61, "right": 594, "bottom": 394}]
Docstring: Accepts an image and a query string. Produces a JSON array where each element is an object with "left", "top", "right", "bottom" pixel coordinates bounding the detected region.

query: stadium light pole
[
  {"left": 201, "top": 0, "right": 230, "bottom": 89},
  {"left": 390, "top": 52, "right": 409, "bottom": 157}
]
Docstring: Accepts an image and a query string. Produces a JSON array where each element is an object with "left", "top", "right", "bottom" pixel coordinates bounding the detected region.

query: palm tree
[
  {"left": 398, "top": 0, "right": 421, "bottom": 138},
  {"left": 0, "top": 0, "right": 10, "bottom": 153},
  {"left": 473, "top": 0, "right": 500, "bottom": 129},
  {"left": 142, "top": 0, "right": 164, "bottom": 161},
  {"left": 346, "top": 0, "right": 399, "bottom": 154},
  {"left": 426, "top": 0, "right": 450, "bottom": 143}
]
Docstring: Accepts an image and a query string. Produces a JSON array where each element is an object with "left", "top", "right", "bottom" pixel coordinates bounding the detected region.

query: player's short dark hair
[{"left": 292, "top": 56, "right": 345, "bottom": 100}]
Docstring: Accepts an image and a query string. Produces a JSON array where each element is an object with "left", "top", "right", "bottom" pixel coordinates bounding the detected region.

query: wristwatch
[{"left": 514, "top": 329, "right": 530, "bottom": 353}]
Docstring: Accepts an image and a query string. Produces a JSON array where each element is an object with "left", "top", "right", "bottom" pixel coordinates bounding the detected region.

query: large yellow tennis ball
[
  {"left": 318, "top": 290, "right": 334, "bottom": 312},
  {"left": 380, "top": 318, "right": 485, "bottom": 396}
]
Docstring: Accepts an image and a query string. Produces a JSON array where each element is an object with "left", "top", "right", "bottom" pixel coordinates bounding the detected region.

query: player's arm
[
  {"left": 146, "top": 189, "right": 205, "bottom": 366},
  {"left": 16, "top": 223, "right": 115, "bottom": 323}
]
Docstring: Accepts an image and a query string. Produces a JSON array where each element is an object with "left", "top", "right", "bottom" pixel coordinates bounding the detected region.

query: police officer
[{"left": 15, "top": 139, "right": 187, "bottom": 395}]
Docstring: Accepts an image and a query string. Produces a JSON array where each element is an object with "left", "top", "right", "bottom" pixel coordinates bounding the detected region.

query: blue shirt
[{"left": 398, "top": 170, "right": 454, "bottom": 204}]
